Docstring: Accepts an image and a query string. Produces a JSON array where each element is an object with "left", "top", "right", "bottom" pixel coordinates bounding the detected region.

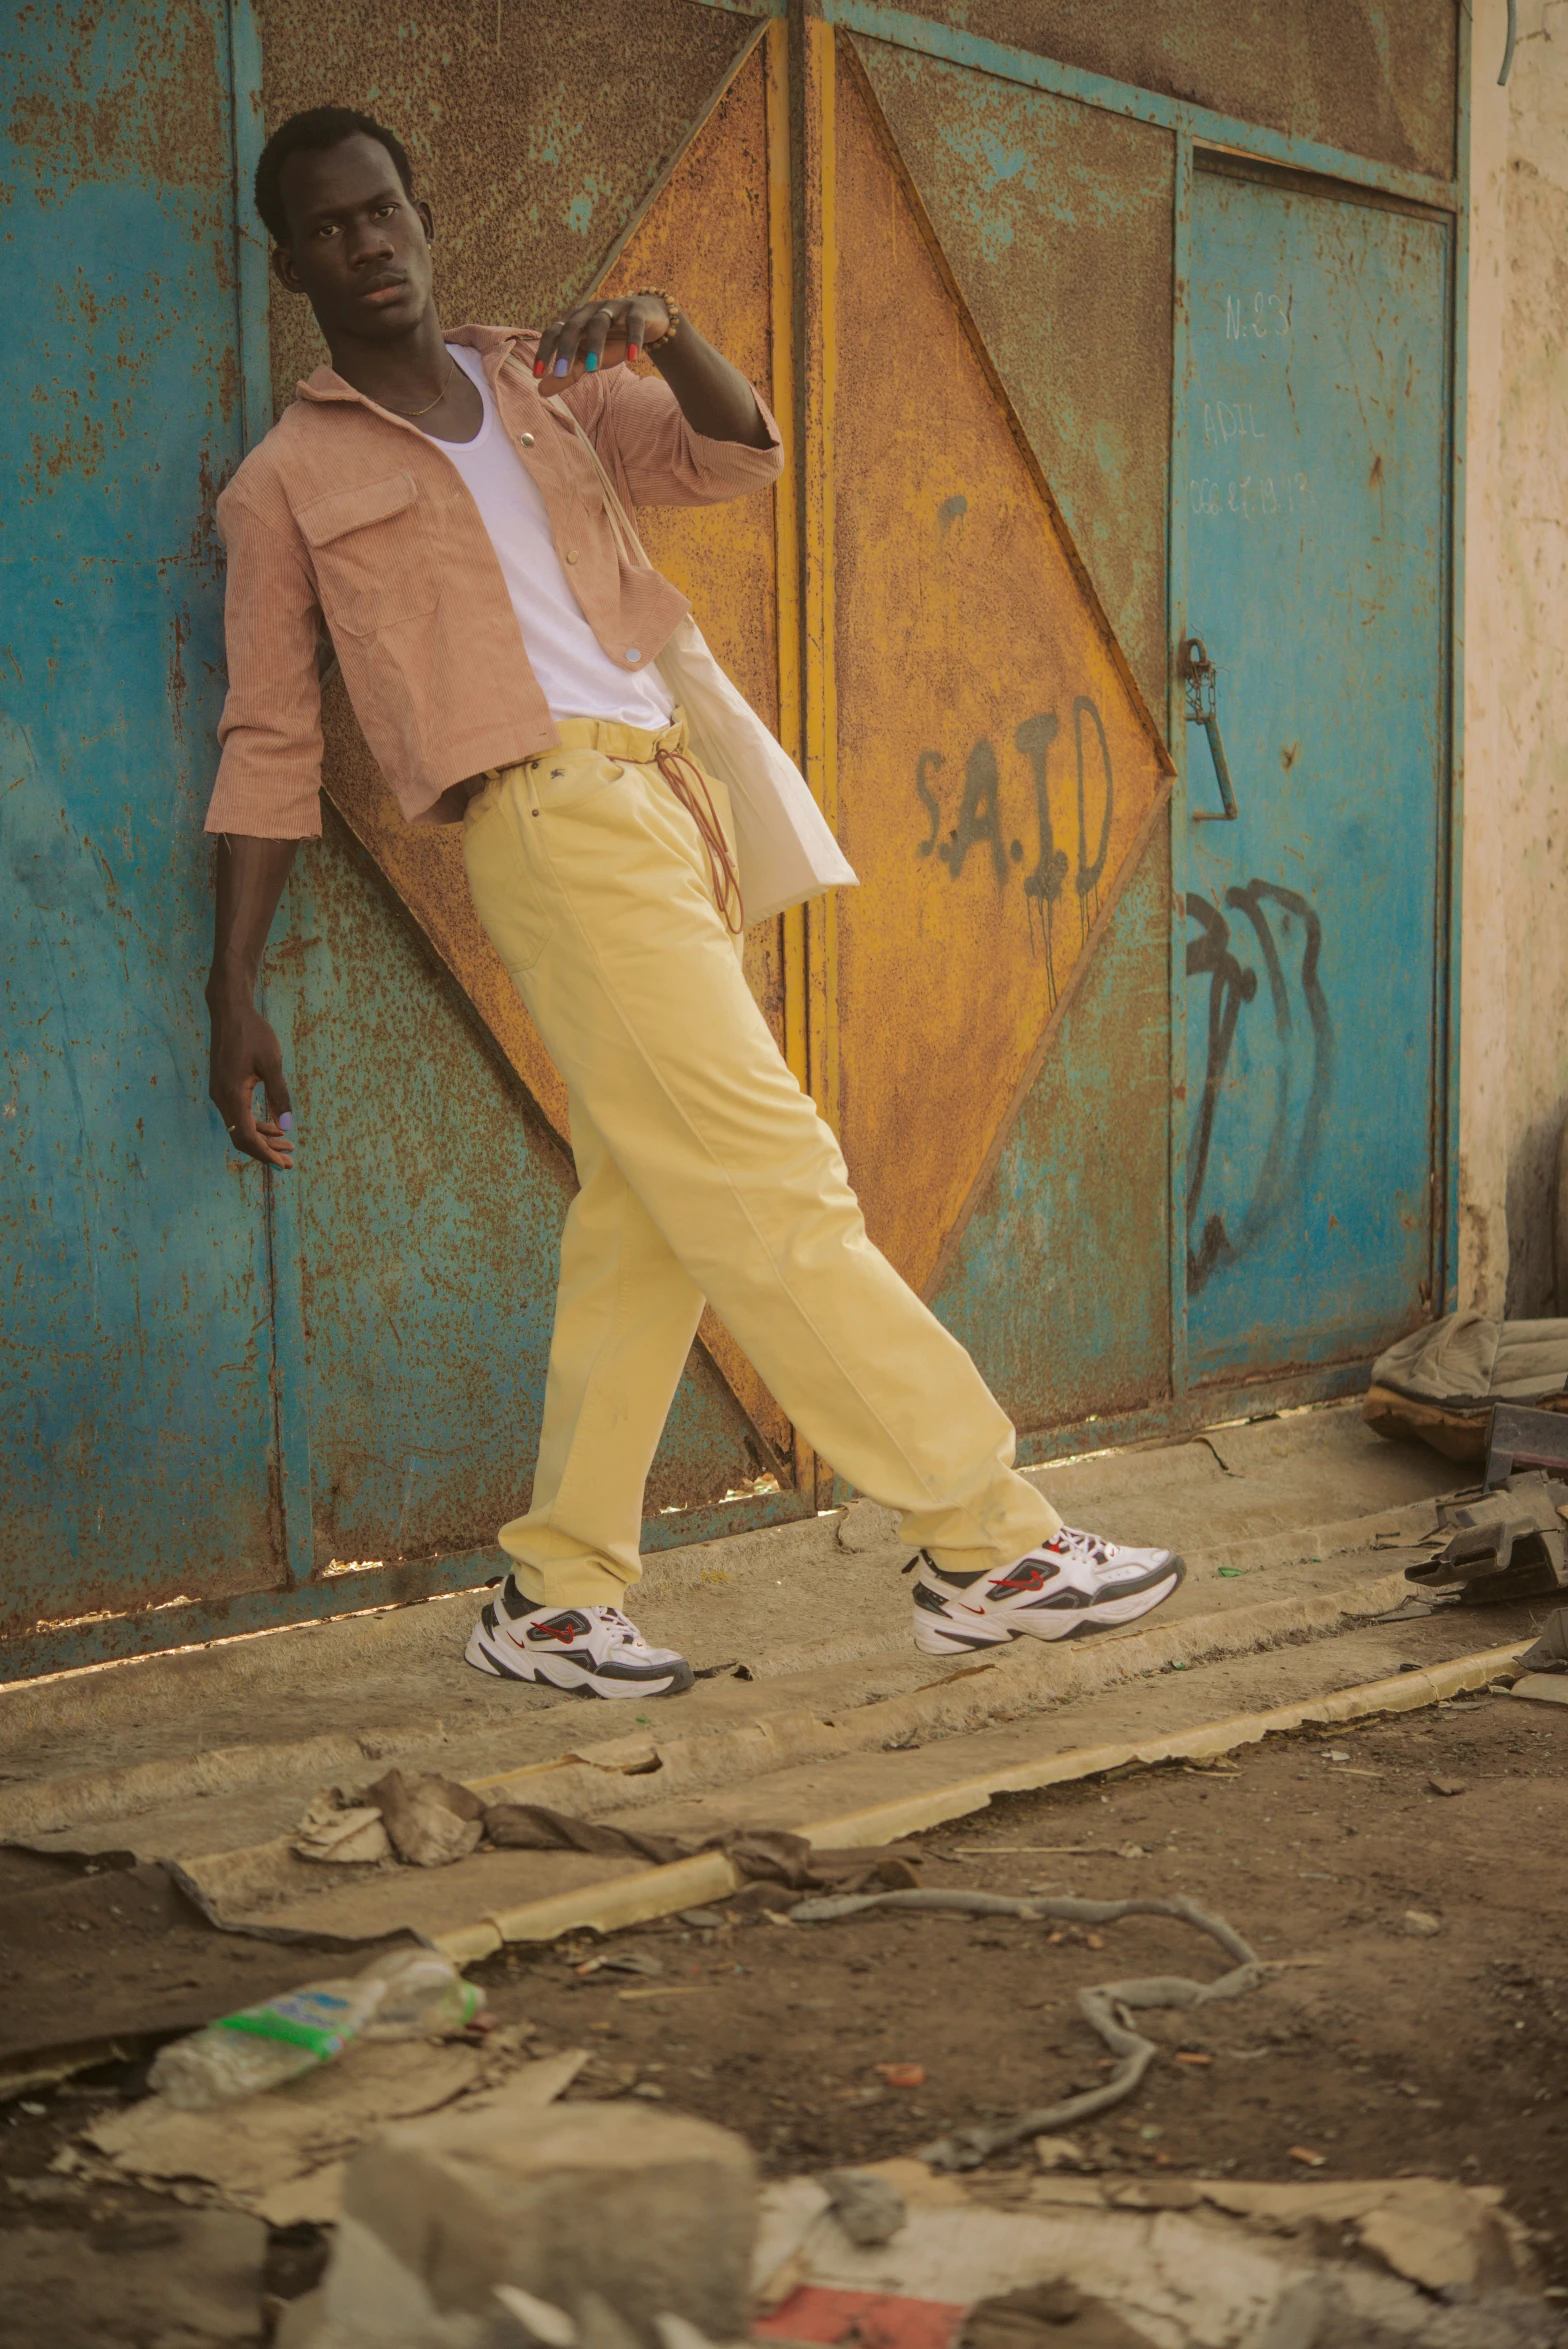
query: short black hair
[{"left": 254, "top": 106, "right": 415, "bottom": 246}]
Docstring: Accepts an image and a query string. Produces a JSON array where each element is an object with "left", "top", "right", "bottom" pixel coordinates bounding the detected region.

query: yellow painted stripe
[
  {"left": 765, "top": 19, "right": 811, "bottom": 1106},
  {"left": 802, "top": 17, "right": 840, "bottom": 1135}
]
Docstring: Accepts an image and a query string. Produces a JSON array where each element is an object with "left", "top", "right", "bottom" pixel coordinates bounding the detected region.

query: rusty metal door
[
  {"left": 1178, "top": 157, "right": 1451, "bottom": 1379},
  {"left": 1, "top": 4, "right": 1461, "bottom": 1680},
  {"left": 0, "top": 4, "right": 819, "bottom": 1678},
  {"left": 792, "top": 26, "right": 1179, "bottom": 1470},
  {"left": 0, "top": 0, "right": 283, "bottom": 1656}
]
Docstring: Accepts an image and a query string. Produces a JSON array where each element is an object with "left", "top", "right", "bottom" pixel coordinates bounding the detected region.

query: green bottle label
[{"left": 213, "top": 1989, "right": 354, "bottom": 2062}]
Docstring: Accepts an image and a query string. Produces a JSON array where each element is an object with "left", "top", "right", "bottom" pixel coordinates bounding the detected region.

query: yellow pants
[{"left": 462, "top": 715, "right": 1059, "bottom": 1608}]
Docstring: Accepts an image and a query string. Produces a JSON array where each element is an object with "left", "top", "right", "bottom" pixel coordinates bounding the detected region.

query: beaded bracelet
[{"left": 635, "top": 288, "right": 681, "bottom": 350}]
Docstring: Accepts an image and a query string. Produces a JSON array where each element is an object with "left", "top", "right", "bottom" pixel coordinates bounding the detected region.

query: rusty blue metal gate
[
  {"left": 1178, "top": 157, "right": 1451, "bottom": 1380},
  {"left": 0, "top": 1, "right": 1468, "bottom": 1681},
  {"left": 0, "top": 0, "right": 811, "bottom": 1679},
  {"left": 0, "top": 1, "right": 281, "bottom": 1639}
]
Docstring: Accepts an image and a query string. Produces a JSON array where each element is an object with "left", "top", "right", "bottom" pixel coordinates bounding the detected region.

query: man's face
[{"left": 272, "top": 133, "right": 434, "bottom": 343}]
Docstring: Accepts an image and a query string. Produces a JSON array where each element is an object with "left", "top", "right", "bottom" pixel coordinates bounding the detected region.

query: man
[{"left": 206, "top": 106, "right": 1184, "bottom": 1699}]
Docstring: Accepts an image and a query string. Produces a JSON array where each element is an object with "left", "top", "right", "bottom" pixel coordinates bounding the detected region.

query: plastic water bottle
[
  {"left": 147, "top": 1952, "right": 483, "bottom": 2108},
  {"left": 148, "top": 1973, "right": 389, "bottom": 2109},
  {"left": 360, "top": 1948, "right": 485, "bottom": 2039}
]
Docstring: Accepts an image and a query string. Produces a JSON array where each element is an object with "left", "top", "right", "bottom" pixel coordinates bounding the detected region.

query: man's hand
[
  {"left": 533, "top": 294, "right": 671, "bottom": 384},
  {"left": 532, "top": 296, "right": 773, "bottom": 449},
  {"left": 208, "top": 987, "right": 294, "bottom": 1169},
  {"left": 207, "top": 835, "right": 300, "bottom": 1170}
]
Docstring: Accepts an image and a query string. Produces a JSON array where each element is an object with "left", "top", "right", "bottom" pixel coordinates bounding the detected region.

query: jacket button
[
  {"left": 565, "top": 550, "right": 579, "bottom": 564},
  {"left": 519, "top": 432, "right": 535, "bottom": 448},
  {"left": 625, "top": 648, "right": 641, "bottom": 662}
]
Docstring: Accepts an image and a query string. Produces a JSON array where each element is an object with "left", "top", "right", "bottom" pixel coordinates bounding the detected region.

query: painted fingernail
[
  {"left": 278, "top": 1110, "right": 293, "bottom": 1132},
  {"left": 553, "top": 356, "right": 569, "bottom": 376},
  {"left": 584, "top": 351, "right": 598, "bottom": 372},
  {"left": 626, "top": 343, "right": 640, "bottom": 364},
  {"left": 533, "top": 359, "right": 546, "bottom": 378}
]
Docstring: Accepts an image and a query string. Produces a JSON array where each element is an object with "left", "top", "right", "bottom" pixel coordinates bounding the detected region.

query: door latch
[{"left": 1178, "top": 637, "right": 1239, "bottom": 821}]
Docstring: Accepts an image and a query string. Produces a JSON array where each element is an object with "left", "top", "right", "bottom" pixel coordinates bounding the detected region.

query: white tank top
[{"left": 433, "top": 342, "right": 674, "bottom": 731}]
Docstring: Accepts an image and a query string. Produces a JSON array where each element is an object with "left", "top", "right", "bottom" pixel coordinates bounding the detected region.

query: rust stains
[
  {"left": 893, "top": 0, "right": 1458, "bottom": 183},
  {"left": 3, "top": 1, "right": 228, "bottom": 193},
  {"left": 256, "top": 0, "right": 755, "bottom": 414},
  {"left": 858, "top": 37, "right": 1175, "bottom": 725},
  {"left": 828, "top": 48, "right": 1171, "bottom": 1297},
  {"left": 165, "top": 606, "right": 190, "bottom": 738}
]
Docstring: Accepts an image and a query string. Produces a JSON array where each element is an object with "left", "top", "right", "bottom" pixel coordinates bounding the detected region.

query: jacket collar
[{"left": 295, "top": 323, "right": 530, "bottom": 407}]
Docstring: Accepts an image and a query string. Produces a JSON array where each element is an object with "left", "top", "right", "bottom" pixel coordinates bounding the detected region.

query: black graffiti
[
  {"left": 938, "top": 738, "right": 1008, "bottom": 885},
  {"left": 917, "top": 701, "right": 1114, "bottom": 983},
  {"left": 915, "top": 749, "right": 943, "bottom": 858},
  {"left": 1014, "top": 714, "right": 1067, "bottom": 996},
  {"left": 1185, "top": 882, "right": 1334, "bottom": 1294},
  {"left": 1073, "top": 697, "right": 1113, "bottom": 935}
]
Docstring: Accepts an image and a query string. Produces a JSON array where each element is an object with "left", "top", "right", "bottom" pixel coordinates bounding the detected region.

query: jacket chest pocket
[{"left": 296, "top": 471, "right": 439, "bottom": 638}]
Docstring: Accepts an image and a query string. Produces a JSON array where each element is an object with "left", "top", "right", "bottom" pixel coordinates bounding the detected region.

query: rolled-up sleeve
[
  {"left": 581, "top": 365, "right": 784, "bottom": 510},
  {"left": 204, "top": 481, "right": 326, "bottom": 839}
]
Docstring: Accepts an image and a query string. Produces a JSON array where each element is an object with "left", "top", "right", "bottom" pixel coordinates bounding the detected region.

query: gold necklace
[{"left": 384, "top": 354, "right": 458, "bottom": 419}]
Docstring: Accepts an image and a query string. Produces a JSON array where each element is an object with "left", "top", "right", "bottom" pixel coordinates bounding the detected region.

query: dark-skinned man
[{"left": 206, "top": 106, "right": 1183, "bottom": 1699}]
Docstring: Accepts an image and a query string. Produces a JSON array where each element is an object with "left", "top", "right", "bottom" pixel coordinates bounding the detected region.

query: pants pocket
[{"left": 463, "top": 780, "right": 558, "bottom": 976}]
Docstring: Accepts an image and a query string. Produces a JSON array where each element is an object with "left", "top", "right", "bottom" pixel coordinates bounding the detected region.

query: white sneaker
[
  {"left": 465, "top": 1583, "right": 694, "bottom": 1698},
  {"left": 911, "top": 1527, "right": 1184, "bottom": 1656}
]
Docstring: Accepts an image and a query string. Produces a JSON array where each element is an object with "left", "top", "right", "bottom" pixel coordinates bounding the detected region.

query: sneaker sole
[
  {"left": 464, "top": 1610, "right": 694, "bottom": 1699},
  {"left": 912, "top": 1557, "right": 1185, "bottom": 1656}
]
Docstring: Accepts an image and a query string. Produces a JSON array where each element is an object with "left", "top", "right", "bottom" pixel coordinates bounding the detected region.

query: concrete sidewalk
[{"left": 0, "top": 1401, "right": 1497, "bottom": 1949}]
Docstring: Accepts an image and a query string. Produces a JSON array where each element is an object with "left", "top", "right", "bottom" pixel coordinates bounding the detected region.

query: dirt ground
[
  {"left": 2, "top": 1683, "right": 1566, "bottom": 2330},
  {"left": 485, "top": 1686, "right": 1568, "bottom": 2282}
]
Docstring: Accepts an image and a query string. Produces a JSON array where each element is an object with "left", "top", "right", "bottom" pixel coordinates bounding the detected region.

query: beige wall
[{"left": 1460, "top": 0, "right": 1568, "bottom": 1316}]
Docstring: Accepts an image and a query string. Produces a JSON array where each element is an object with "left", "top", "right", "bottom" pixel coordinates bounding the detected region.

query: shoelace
[
  {"left": 1054, "top": 1525, "right": 1112, "bottom": 1566},
  {"left": 655, "top": 747, "right": 745, "bottom": 934},
  {"left": 597, "top": 1606, "right": 646, "bottom": 1649}
]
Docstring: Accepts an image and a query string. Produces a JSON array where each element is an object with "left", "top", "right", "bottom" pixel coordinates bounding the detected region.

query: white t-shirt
[{"left": 435, "top": 342, "right": 674, "bottom": 730}]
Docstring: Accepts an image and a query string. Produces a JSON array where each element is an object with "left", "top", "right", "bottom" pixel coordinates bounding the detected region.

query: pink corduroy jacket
[{"left": 204, "top": 323, "right": 784, "bottom": 838}]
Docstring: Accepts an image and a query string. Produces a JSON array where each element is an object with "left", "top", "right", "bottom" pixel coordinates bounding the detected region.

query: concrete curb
[
  {"left": 431, "top": 1640, "right": 1528, "bottom": 1961},
  {"left": 0, "top": 1559, "right": 1422, "bottom": 1844}
]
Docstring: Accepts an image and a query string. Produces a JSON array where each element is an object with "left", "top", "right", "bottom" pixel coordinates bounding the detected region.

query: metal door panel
[
  {"left": 854, "top": 39, "right": 1174, "bottom": 722},
  {"left": 0, "top": 1, "right": 278, "bottom": 1638},
  {"left": 826, "top": 47, "right": 1172, "bottom": 1308},
  {"left": 1181, "top": 161, "right": 1449, "bottom": 1377},
  {"left": 849, "top": 39, "right": 1175, "bottom": 1441},
  {"left": 931, "top": 831, "right": 1173, "bottom": 1442},
  {"left": 875, "top": 0, "right": 1459, "bottom": 187}
]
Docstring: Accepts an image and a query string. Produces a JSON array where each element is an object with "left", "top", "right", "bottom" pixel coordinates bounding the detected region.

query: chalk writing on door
[
  {"left": 1203, "top": 401, "right": 1266, "bottom": 447},
  {"left": 1225, "top": 290, "right": 1291, "bottom": 339},
  {"left": 1190, "top": 473, "right": 1311, "bottom": 519}
]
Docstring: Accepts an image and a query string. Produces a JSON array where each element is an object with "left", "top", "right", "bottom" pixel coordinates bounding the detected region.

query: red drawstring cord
[{"left": 655, "top": 747, "right": 746, "bottom": 935}]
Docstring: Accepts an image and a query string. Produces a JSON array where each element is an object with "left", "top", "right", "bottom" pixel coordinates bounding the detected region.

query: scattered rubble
[
  {"left": 279, "top": 2092, "right": 756, "bottom": 2349},
  {"left": 86, "top": 2044, "right": 586, "bottom": 2226}
]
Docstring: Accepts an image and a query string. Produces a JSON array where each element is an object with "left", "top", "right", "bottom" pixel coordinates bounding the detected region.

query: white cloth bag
[{"left": 547, "top": 397, "right": 857, "bottom": 926}]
